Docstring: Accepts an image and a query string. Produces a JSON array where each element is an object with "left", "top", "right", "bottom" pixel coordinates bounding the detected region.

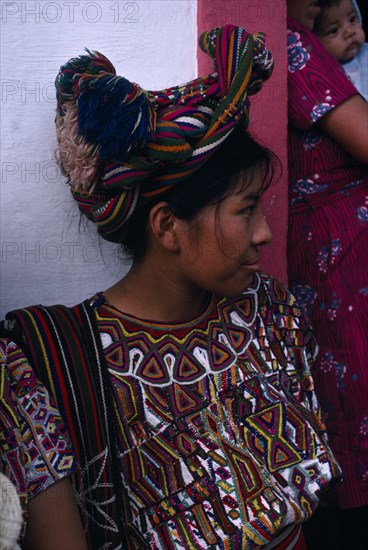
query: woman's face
[
  {"left": 174, "top": 171, "right": 272, "bottom": 298},
  {"left": 287, "top": 0, "right": 322, "bottom": 30}
]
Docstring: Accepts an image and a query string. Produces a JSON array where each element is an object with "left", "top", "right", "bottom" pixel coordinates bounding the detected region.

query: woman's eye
[{"left": 242, "top": 205, "right": 256, "bottom": 216}]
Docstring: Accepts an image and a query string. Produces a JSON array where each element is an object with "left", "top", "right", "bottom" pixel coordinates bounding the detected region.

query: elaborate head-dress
[{"left": 55, "top": 24, "right": 273, "bottom": 243}]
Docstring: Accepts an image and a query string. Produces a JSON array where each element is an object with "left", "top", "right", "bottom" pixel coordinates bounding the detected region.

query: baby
[{"left": 314, "top": 0, "right": 368, "bottom": 100}]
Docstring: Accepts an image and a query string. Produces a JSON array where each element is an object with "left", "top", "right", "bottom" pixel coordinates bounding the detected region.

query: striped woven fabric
[
  {"left": 55, "top": 24, "right": 273, "bottom": 242},
  {"left": 1, "top": 303, "right": 126, "bottom": 549}
]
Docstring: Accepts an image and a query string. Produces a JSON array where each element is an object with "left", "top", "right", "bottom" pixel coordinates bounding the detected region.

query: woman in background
[{"left": 286, "top": 1, "right": 368, "bottom": 548}]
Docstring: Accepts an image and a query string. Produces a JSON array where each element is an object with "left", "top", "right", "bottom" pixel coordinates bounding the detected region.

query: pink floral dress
[{"left": 287, "top": 18, "right": 368, "bottom": 509}]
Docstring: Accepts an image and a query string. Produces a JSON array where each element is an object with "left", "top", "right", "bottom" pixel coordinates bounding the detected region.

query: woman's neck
[{"left": 104, "top": 258, "right": 210, "bottom": 323}]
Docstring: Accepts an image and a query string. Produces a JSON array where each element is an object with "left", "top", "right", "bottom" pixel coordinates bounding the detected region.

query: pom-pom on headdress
[{"left": 55, "top": 25, "right": 274, "bottom": 243}]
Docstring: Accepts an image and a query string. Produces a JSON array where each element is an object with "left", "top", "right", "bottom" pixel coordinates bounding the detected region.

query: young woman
[
  {"left": 286, "top": 1, "right": 368, "bottom": 547},
  {"left": 1, "top": 24, "right": 341, "bottom": 549}
]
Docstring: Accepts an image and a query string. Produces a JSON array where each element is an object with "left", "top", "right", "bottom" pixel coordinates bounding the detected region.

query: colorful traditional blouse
[
  {"left": 0, "top": 339, "right": 77, "bottom": 529},
  {"left": 0, "top": 274, "right": 341, "bottom": 548},
  {"left": 287, "top": 18, "right": 368, "bottom": 509}
]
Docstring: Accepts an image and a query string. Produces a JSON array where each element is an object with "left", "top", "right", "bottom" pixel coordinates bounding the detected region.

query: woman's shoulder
[
  {"left": 287, "top": 20, "right": 357, "bottom": 130},
  {"left": 232, "top": 272, "right": 310, "bottom": 322},
  {"left": 287, "top": 17, "right": 315, "bottom": 46},
  {"left": 0, "top": 335, "right": 77, "bottom": 536},
  {"left": 287, "top": 17, "right": 343, "bottom": 72},
  {"left": 287, "top": 18, "right": 342, "bottom": 70},
  {"left": 1, "top": 298, "right": 96, "bottom": 346},
  {"left": 244, "top": 272, "right": 314, "bottom": 339},
  {"left": 242, "top": 271, "right": 297, "bottom": 307},
  {"left": 287, "top": 17, "right": 308, "bottom": 34},
  {"left": 219, "top": 274, "right": 316, "bottom": 366},
  {"left": 287, "top": 17, "right": 328, "bottom": 50},
  {"left": 0, "top": 335, "right": 76, "bottom": 430},
  {"left": 0, "top": 337, "right": 32, "bottom": 379}
]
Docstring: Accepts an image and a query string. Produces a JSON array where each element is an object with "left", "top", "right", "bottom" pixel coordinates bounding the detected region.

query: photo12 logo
[
  {"left": 2, "top": 80, "right": 55, "bottom": 104},
  {"left": 1, "top": 241, "right": 124, "bottom": 264},
  {"left": 1, "top": 1, "right": 140, "bottom": 24},
  {"left": 201, "top": 1, "right": 282, "bottom": 26},
  {"left": 2, "top": 161, "right": 62, "bottom": 184}
]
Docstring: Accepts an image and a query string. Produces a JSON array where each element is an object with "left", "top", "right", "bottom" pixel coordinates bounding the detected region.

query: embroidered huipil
[
  {"left": 287, "top": 18, "right": 368, "bottom": 509},
  {"left": 0, "top": 274, "right": 341, "bottom": 548},
  {"left": 94, "top": 273, "right": 340, "bottom": 548},
  {"left": 0, "top": 339, "right": 77, "bottom": 531}
]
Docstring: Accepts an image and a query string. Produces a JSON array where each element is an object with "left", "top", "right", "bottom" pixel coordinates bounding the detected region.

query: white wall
[{"left": 0, "top": 0, "right": 197, "bottom": 317}]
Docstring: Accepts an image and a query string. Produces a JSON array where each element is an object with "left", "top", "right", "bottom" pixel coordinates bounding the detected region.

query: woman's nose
[{"left": 253, "top": 207, "right": 272, "bottom": 246}]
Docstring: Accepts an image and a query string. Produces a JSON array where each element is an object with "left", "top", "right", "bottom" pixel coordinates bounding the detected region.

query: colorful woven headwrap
[{"left": 55, "top": 24, "right": 273, "bottom": 243}]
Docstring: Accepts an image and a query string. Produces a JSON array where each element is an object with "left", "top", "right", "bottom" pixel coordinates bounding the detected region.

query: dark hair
[
  {"left": 314, "top": 0, "right": 353, "bottom": 32},
  {"left": 122, "top": 126, "right": 280, "bottom": 261},
  {"left": 317, "top": 0, "right": 341, "bottom": 6},
  {"left": 315, "top": 0, "right": 344, "bottom": 30}
]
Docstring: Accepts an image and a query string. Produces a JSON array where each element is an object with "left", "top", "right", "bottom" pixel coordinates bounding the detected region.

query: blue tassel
[
  {"left": 55, "top": 50, "right": 115, "bottom": 113},
  {"left": 77, "top": 75, "right": 152, "bottom": 162}
]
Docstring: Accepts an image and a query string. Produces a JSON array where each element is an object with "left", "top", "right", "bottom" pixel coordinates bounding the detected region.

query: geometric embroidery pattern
[
  {"left": 244, "top": 402, "right": 303, "bottom": 472},
  {"left": 0, "top": 339, "right": 76, "bottom": 517},
  {"left": 1, "top": 273, "right": 340, "bottom": 549},
  {"left": 89, "top": 273, "right": 342, "bottom": 548},
  {"left": 91, "top": 272, "right": 341, "bottom": 548}
]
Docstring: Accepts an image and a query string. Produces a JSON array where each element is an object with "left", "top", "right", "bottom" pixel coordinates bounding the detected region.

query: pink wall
[{"left": 197, "top": 0, "right": 288, "bottom": 283}]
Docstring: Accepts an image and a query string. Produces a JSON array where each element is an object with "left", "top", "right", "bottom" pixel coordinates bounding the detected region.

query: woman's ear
[{"left": 149, "top": 202, "right": 181, "bottom": 252}]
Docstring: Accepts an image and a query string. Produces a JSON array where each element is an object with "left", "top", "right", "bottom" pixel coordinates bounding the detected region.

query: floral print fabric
[{"left": 287, "top": 19, "right": 368, "bottom": 509}]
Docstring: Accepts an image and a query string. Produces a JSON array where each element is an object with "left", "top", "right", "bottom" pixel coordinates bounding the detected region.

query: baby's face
[{"left": 315, "top": 0, "right": 366, "bottom": 62}]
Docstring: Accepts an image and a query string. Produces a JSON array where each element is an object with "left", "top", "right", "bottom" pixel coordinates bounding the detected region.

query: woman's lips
[{"left": 241, "top": 256, "right": 260, "bottom": 269}]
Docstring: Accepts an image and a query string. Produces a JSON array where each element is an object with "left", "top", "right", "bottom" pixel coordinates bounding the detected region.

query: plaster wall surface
[
  {"left": 1, "top": 0, "right": 197, "bottom": 317},
  {"left": 1, "top": 0, "right": 288, "bottom": 318}
]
